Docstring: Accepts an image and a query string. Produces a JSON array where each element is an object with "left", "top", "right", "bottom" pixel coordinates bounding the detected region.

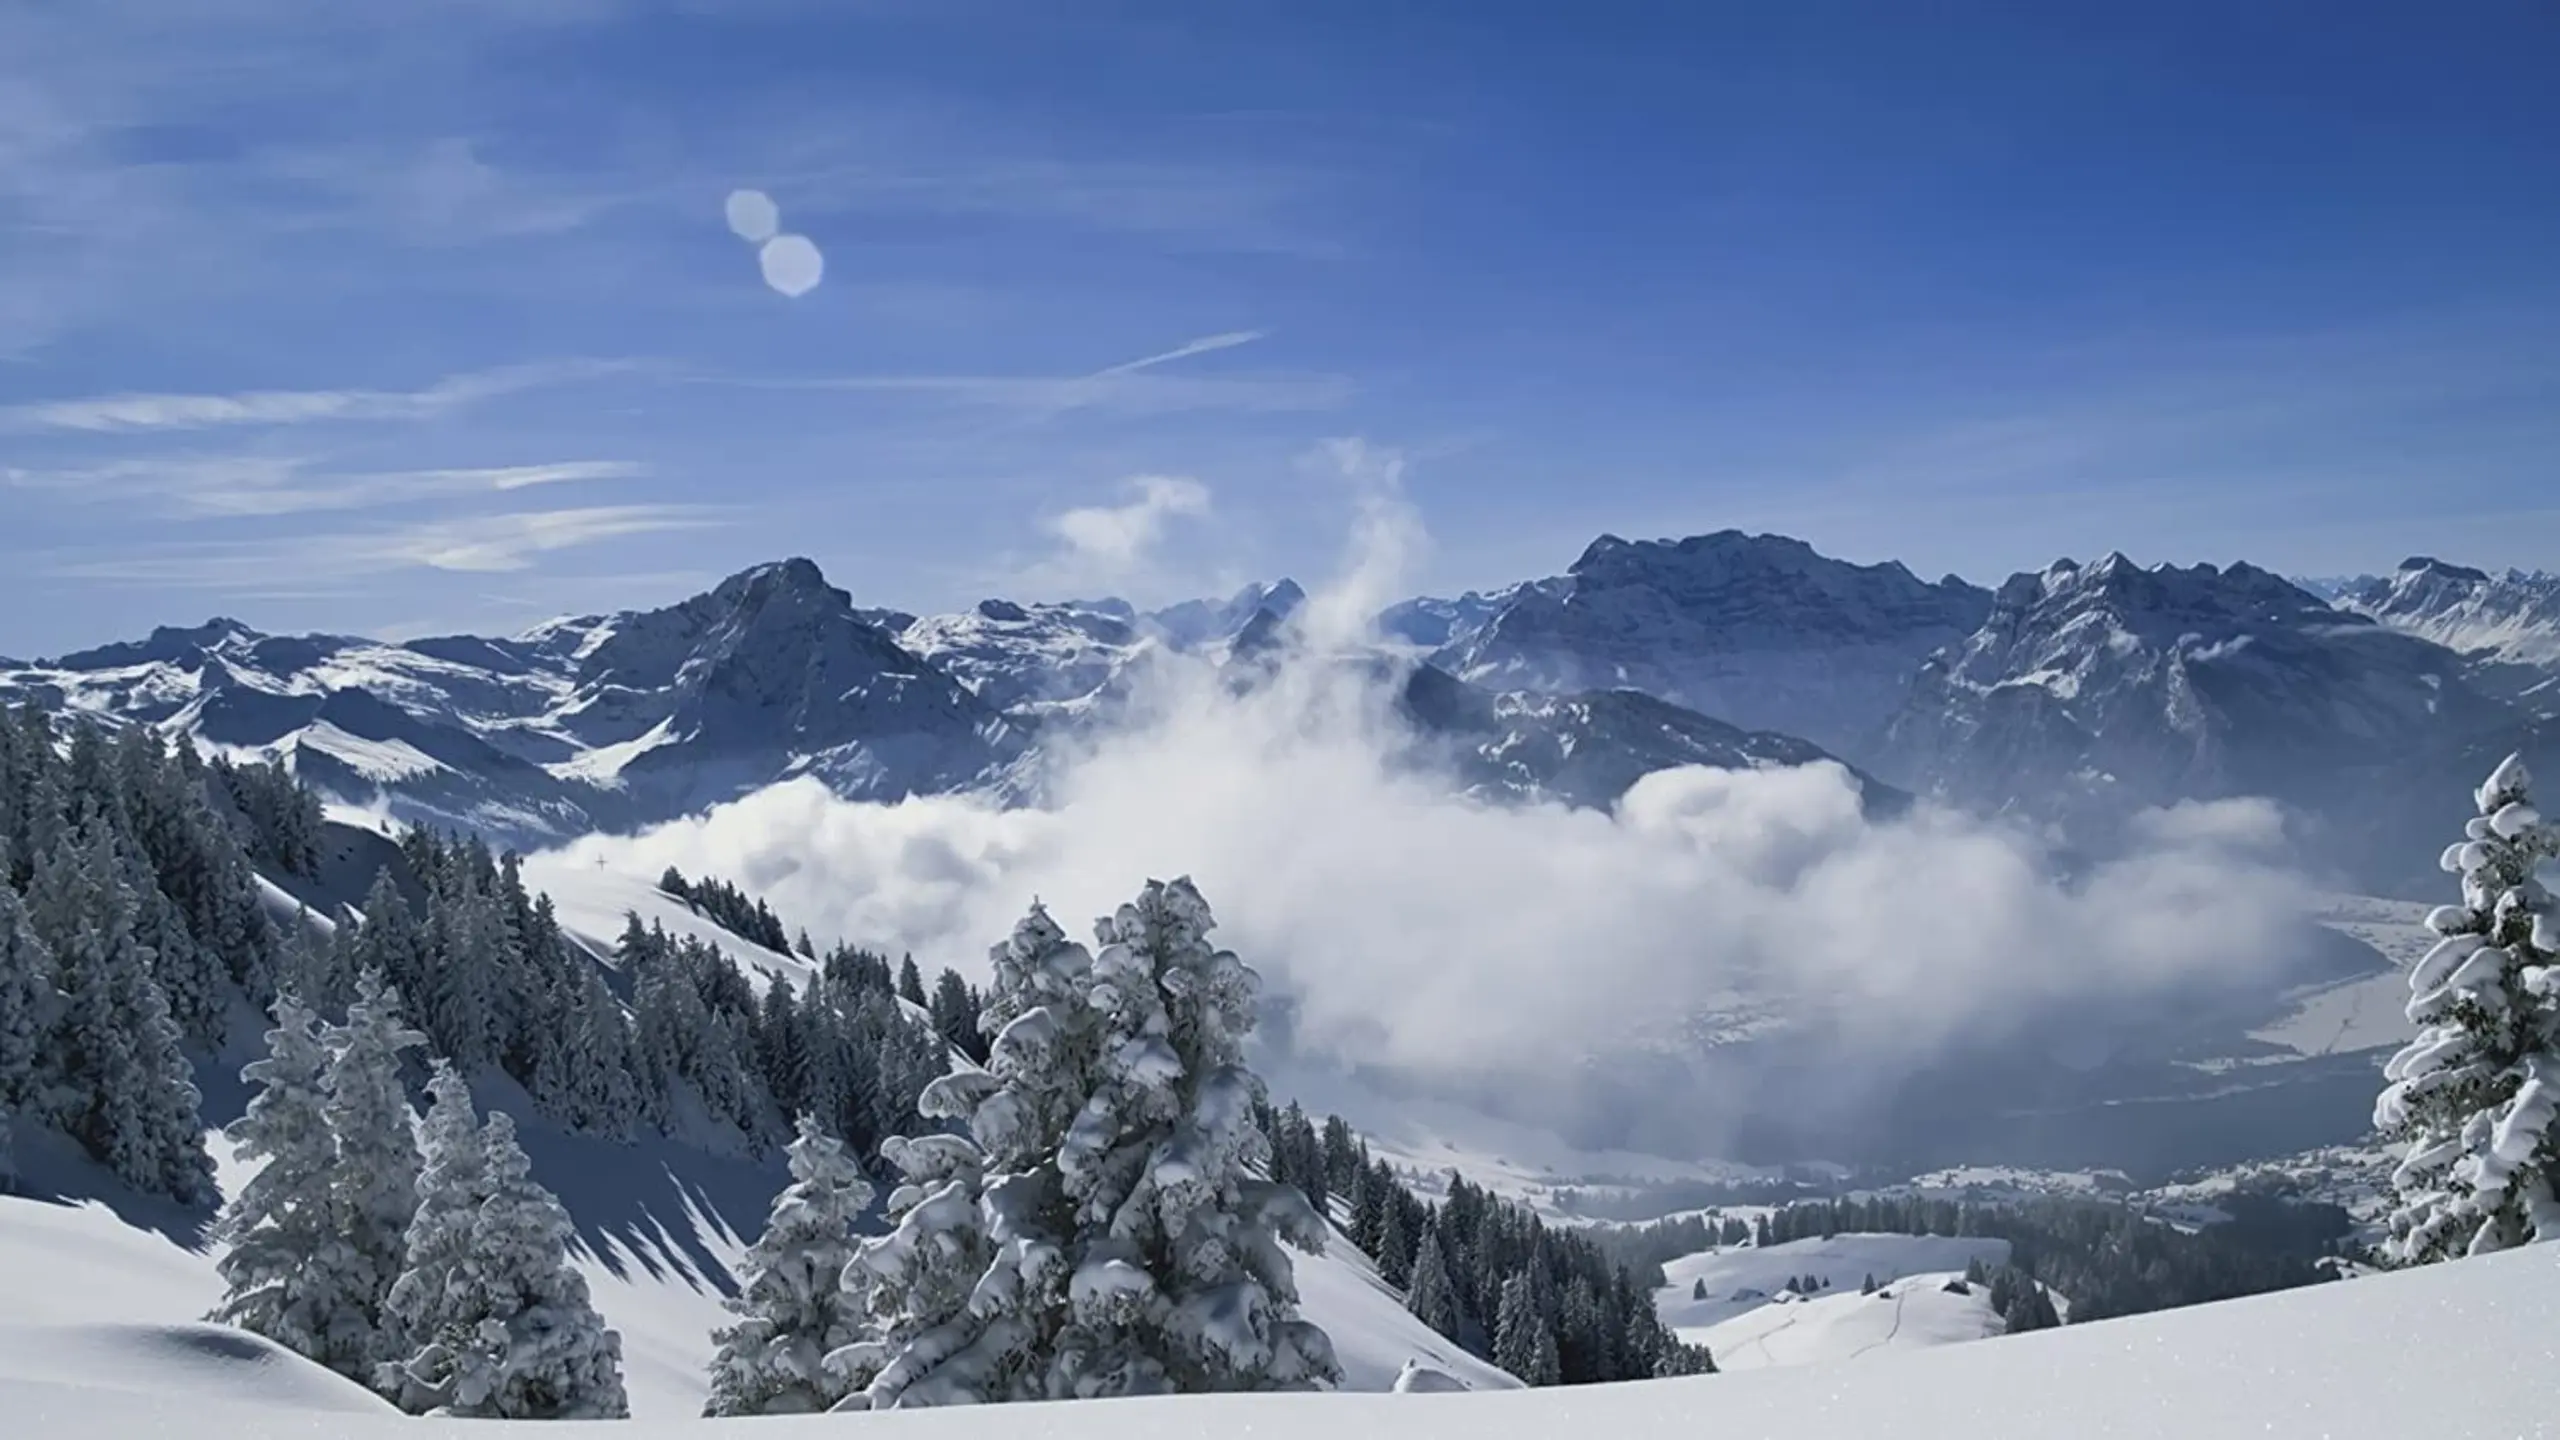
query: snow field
[
  {"left": 1655, "top": 1233, "right": 2014, "bottom": 1337},
  {"left": 6, "top": 1219, "right": 2558, "bottom": 1436}
]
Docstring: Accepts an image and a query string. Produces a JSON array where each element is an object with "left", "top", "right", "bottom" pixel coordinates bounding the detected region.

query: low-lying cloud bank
[{"left": 540, "top": 467, "right": 2318, "bottom": 1134}]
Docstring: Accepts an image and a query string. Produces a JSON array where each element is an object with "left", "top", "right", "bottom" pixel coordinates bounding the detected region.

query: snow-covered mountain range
[
  {"left": 0, "top": 556, "right": 1899, "bottom": 845},
  {"left": 1430, "top": 531, "right": 1992, "bottom": 758},
  {"left": 5, "top": 532, "right": 2550, "bottom": 894},
  {"left": 2325, "top": 559, "right": 2560, "bottom": 713},
  {"left": 1876, "top": 554, "right": 2539, "bottom": 887}
]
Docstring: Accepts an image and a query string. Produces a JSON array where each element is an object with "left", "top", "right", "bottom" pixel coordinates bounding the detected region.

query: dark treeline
[
  {"left": 0, "top": 701, "right": 965, "bottom": 1196},
  {"left": 657, "top": 866, "right": 792, "bottom": 954},
  {"left": 290, "top": 831, "right": 954, "bottom": 1158},
  {"left": 659, "top": 864, "right": 991, "bottom": 1067},
  {"left": 1591, "top": 1189, "right": 2347, "bottom": 1329},
  {"left": 1549, "top": 1176, "right": 1824, "bottom": 1222},
  {"left": 0, "top": 704, "right": 289, "bottom": 1197},
  {"left": 1258, "top": 1099, "right": 1714, "bottom": 1387}
]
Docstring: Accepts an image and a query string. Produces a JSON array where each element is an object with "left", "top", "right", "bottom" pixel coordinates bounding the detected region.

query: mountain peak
[
  {"left": 50, "top": 617, "right": 264, "bottom": 671},
  {"left": 2397, "top": 555, "right": 2493, "bottom": 583},
  {"left": 716, "top": 556, "right": 836, "bottom": 601}
]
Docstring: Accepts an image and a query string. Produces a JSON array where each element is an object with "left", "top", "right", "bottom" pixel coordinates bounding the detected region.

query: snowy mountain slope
[
  {"left": 1376, "top": 579, "right": 1564, "bottom": 652},
  {"left": 2333, "top": 557, "right": 2560, "bottom": 670},
  {"left": 1294, "top": 1214, "right": 1522, "bottom": 1393},
  {"left": 1438, "top": 531, "right": 1992, "bottom": 760},
  {"left": 1132, "top": 578, "right": 1308, "bottom": 651},
  {"left": 894, "top": 598, "right": 1155, "bottom": 722},
  {"left": 516, "top": 852, "right": 819, "bottom": 994},
  {"left": 1393, "top": 662, "right": 1907, "bottom": 813},
  {"left": 1654, "top": 1234, "right": 2016, "bottom": 1337},
  {"left": 1878, "top": 553, "right": 2545, "bottom": 894},
  {"left": 10, "top": 1205, "right": 2557, "bottom": 1436},
  {"left": 1267, "top": 1059, "right": 1779, "bottom": 1220},
  {"left": 0, "top": 560, "right": 1023, "bottom": 847},
  {"left": 1670, "top": 1271, "right": 2015, "bottom": 1372}
]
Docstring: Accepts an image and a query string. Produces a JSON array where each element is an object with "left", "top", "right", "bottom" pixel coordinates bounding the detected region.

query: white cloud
[
  {"left": 3, "top": 456, "right": 642, "bottom": 516},
  {"left": 742, "top": 331, "right": 1348, "bottom": 419},
  {"left": 377, "top": 504, "right": 726, "bottom": 572},
  {"left": 1039, "top": 474, "right": 1212, "bottom": 582},
  {"left": 539, "top": 477, "right": 2317, "bottom": 1142},
  {"left": 0, "top": 361, "right": 631, "bottom": 435},
  {"left": 46, "top": 503, "right": 723, "bottom": 586}
]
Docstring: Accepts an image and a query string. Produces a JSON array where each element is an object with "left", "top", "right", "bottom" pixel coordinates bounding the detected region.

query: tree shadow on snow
[
  {"left": 5, "top": 1126, "right": 217, "bottom": 1252},
  {"left": 492, "top": 1090, "right": 788, "bottom": 1302}
]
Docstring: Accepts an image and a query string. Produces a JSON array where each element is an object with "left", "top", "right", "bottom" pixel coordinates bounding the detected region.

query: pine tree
[
  {"left": 704, "top": 1114, "right": 878, "bottom": 1415},
  {"left": 840, "top": 883, "right": 1340, "bottom": 1405},
  {"left": 35, "top": 833, "right": 214, "bottom": 1203},
  {"left": 831, "top": 904, "right": 1096, "bottom": 1409},
  {"left": 1694, "top": 1278, "right": 1709, "bottom": 1301},
  {"left": 1493, "top": 1273, "right": 1549, "bottom": 1384},
  {"left": 210, "top": 995, "right": 347, "bottom": 1368},
  {"left": 0, "top": 879, "right": 57, "bottom": 1188},
  {"left": 379, "top": 1062, "right": 494, "bottom": 1409},
  {"left": 382, "top": 1109, "right": 627, "bottom": 1418},
  {"left": 827, "top": 1131, "right": 1012, "bottom": 1410},
  {"left": 895, "top": 955, "right": 927, "bottom": 1008},
  {"left": 2376, "top": 753, "right": 2560, "bottom": 1262},
  {"left": 1405, "top": 1224, "right": 1463, "bottom": 1339},
  {"left": 1043, "top": 879, "right": 1339, "bottom": 1395},
  {"left": 928, "top": 967, "right": 982, "bottom": 1063},
  {"left": 321, "top": 969, "right": 427, "bottom": 1369}
]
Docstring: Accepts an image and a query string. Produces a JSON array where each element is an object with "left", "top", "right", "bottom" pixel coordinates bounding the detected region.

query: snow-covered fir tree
[
  {"left": 321, "top": 969, "right": 427, "bottom": 1368},
  {"left": 1406, "top": 1223, "right": 1464, "bottom": 1339},
  {"left": 0, "top": 872, "right": 55, "bottom": 1189},
  {"left": 381, "top": 1106, "right": 627, "bottom": 1418},
  {"left": 378, "top": 1062, "right": 495, "bottom": 1410},
  {"left": 209, "top": 994, "right": 352, "bottom": 1368},
  {"left": 1493, "top": 1273, "right": 1556, "bottom": 1384},
  {"left": 837, "top": 882, "right": 1339, "bottom": 1407},
  {"left": 1047, "top": 878, "right": 1337, "bottom": 1395},
  {"left": 826, "top": 903, "right": 1097, "bottom": 1410},
  {"left": 28, "top": 826, "right": 215, "bottom": 1203},
  {"left": 827, "top": 1130, "right": 1011, "bottom": 1409},
  {"left": 703, "top": 1114, "right": 879, "bottom": 1416},
  {"left": 2376, "top": 752, "right": 2560, "bottom": 1262}
]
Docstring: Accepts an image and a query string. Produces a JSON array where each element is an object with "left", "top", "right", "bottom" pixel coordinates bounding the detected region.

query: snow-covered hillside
[
  {"left": 8, "top": 1198, "right": 2555, "bottom": 1436},
  {"left": 2334, "top": 557, "right": 2560, "bottom": 671},
  {"left": 1654, "top": 1233, "right": 2015, "bottom": 1338},
  {"left": 0, "top": 1121, "right": 1512, "bottom": 1423},
  {"left": 1673, "top": 1272, "right": 2016, "bottom": 1372},
  {"left": 893, "top": 599, "right": 1156, "bottom": 722}
]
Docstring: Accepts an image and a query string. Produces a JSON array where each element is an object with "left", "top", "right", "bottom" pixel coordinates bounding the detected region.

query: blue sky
[{"left": 3, "top": 0, "right": 2555, "bottom": 656}]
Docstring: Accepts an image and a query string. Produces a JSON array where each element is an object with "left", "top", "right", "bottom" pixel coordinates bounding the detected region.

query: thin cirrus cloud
[
  {"left": 0, "top": 360, "right": 637, "bottom": 436},
  {"left": 741, "top": 329, "right": 1349, "bottom": 419},
  {"left": 3, "top": 456, "right": 644, "bottom": 518},
  {"left": 45, "top": 504, "right": 729, "bottom": 589}
]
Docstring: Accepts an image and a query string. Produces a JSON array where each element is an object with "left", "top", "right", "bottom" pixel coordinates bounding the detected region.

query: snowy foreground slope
[
  {"left": 0, "top": 1120, "right": 1507, "bottom": 1422},
  {"left": 6, "top": 1218, "right": 2556, "bottom": 1437}
]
